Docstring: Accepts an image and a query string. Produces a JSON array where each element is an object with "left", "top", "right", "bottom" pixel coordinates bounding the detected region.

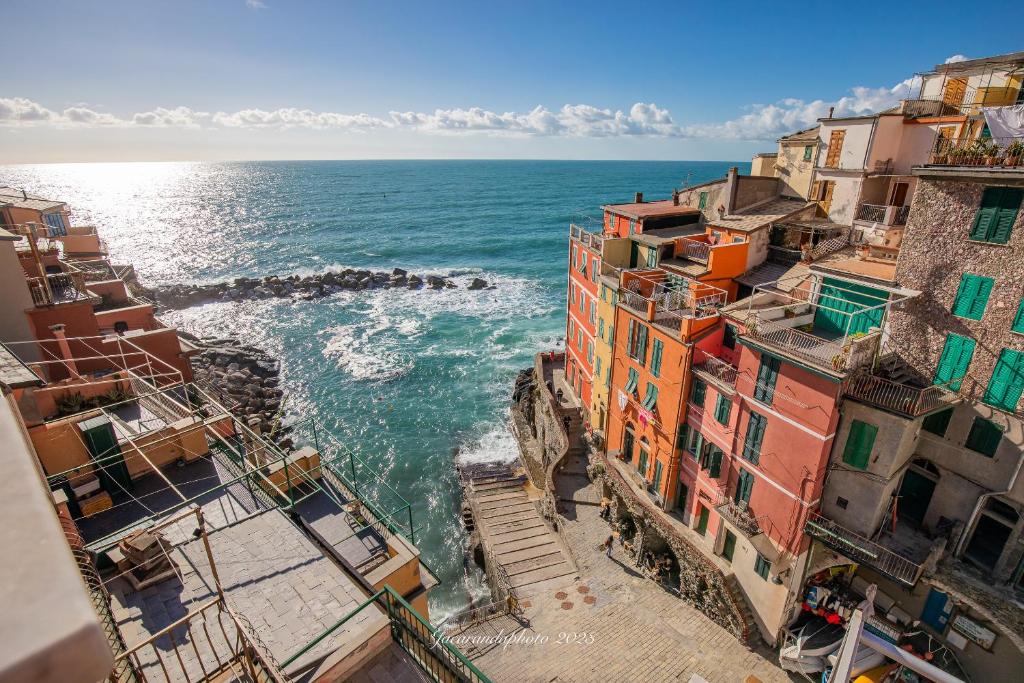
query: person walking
[{"left": 604, "top": 534, "right": 614, "bottom": 558}]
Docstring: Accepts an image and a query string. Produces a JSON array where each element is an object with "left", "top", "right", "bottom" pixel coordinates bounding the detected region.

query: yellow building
[{"left": 590, "top": 236, "right": 631, "bottom": 435}]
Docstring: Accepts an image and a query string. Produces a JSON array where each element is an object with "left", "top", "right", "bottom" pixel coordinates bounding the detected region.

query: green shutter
[
  {"left": 754, "top": 553, "right": 771, "bottom": 580},
  {"left": 653, "top": 460, "right": 663, "bottom": 492},
  {"left": 691, "top": 378, "right": 706, "bottom": 407},
  {"left": 595, "top": 356, "right": 602, "bottom": 379},
  {"left": 636, "top": 325, "right": 648, "bottom": 365},
  {"left": 933, "top": 333, "right": 976, "bottom": 391},
  {"left": 698, "top": 192, "right": 708, "bottom": 210},
  {"left": 638, "top": 448, "right": 647, "bottom": 475},
  {"left": 971, "top": 187, "right": 1021, "bottom": 244},
  {"left": 951, "top": 274, "right": 993, "bottom": 320},
  {"left": 983, "top": 348, "right": 1024, "bottom": 412},
  {"left": 624, "top": 367, "right": 639, "bottom": 394},
  {"left": 842, "top": 420, "right": 877, "bottom": 469},
  {"left": 708, "top": 446, "right": 723, "bottom": 478},
  {"left": 641, "top": 382, "right": 659, "bottom": 410},
  {"left": 714, "top": 393, "right": 731, "bottom": 425},
  {"left": 921, "top": 408, "right": 953, "bottom": 437},
  {"left": 964, "top": 417, "right": 1003, "bottom": 457},
  {"left": 627, "top": 318, "right": 635, "bottom": 354},
  {"left": 646, "top": 248, "right": 657, "bottom": 268},
  {"left": 735, "top": 469, "right": 754, "bottom": 504},
  {"left": 743, "top": 412, "right": 766, "bottom": 464},
  {"left": 677, "top": 423, "right": 689, "bottom": 449},
  {"left": 650, "top": 338, "right": 663, "bottom": 377},
  {"left": 753, "top": 355, "right": 780, "bottom": 403},
  {"left": 598, "top": 317, "right": 605, "bottom": 339},
  {"left": 1014, "top": 299, "right": 1024, "bottom": 334}
]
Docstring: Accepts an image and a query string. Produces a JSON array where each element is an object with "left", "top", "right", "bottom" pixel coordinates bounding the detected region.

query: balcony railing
[
  {"left": 927, "top": 136, "right": 1024, "bottom": 168},
  {"left": 844, "top": 372, "right": 956, "bottom": 418},
  {"left": 570, "top": 223, "right": 604, "bottom": 250},
  {"left": 679, "top": 238, "right": 711, "bottom": 263},
  {"left": 807, "top": 230, "right": 852, "bottom": 260},
  {"left": 804, "top": 512, "right": 923, "bottom": 587},
  {"left": 693, "top": 353, "right": 738, "bottom": 388},
  {"left": 27, "top": 271, "right": 91, "bottom": 306},
  {"left": 855, "top": 204, "right": 910, "bottom": 226},
  {"left": 748, "top": 317, "right": 849, "bottom": 371}
]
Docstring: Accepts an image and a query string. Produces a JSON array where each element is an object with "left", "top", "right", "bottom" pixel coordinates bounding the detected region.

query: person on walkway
[{"left": 604, "top": 534, "right": 614, "bottom": 558}]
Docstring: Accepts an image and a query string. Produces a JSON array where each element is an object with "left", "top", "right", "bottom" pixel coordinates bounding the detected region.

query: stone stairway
[
  {"left": 466, "top": 466, "right": 576, "bottom": 595},
  {"left": 723, "top": 573, "right": 759, "bottom": 645}
]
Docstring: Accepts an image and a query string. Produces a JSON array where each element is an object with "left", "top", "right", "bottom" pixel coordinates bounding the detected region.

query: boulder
[{"left": 468, "top": 278, "right": 488, "bottom": 290}]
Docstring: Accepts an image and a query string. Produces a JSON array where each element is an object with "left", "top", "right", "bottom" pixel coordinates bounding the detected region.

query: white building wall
[{"left": 818, "top": 119, "right": 874, "bottom": 171}]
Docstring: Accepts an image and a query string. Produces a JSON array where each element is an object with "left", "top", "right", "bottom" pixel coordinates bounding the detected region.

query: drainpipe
[
  {"left": 954, "top": 441, "right": 1024, "bottom": 557},
  {"left": 49, "top": 324, "right": 80, "bottom": 379}
]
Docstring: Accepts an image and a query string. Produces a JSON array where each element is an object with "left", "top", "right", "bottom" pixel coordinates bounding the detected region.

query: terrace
[
  {"left": 27, "top": 269, "right": 97, "bottom": 307},
  {"left": 618, "top": 271, "right": 727, "bottom": 337},
  {"left": 804, "top": 512, "right": 928, "bottom": 587},
  {"left": 723, "top": 274, "right": 913, "bottom": 376},
  {"left": 569, "top": 223, "right": 605, "bottom": 251},
  {"left": 923, "top": 134, "right": 1024, "bottom": 171},
  {"left": 691, "top": 350, "right": 738, "bottom": 392}
]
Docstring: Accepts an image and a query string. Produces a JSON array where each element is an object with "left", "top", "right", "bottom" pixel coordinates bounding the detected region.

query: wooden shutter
[
  {"left": 1013, "top": 299, "right": 1024, "bottom": 334},
  {"left": 984, "top": 349, "right": 1024, "bottom": 412},
  {"left": 842, "top": 420, "right": 877, "bottom": 469},
  {"left": 692, "top": 378, "right": 706, "bottom": 407},
  {"left": 825, "top": 130, "right": 845, "bottom": 168},
  {"left": 735, "top": 469, "right": 754, "bottom": 504},
  {"left": 965, "top": 417, "right": 1003, "bottom": 457},
  {"left": 951, "top": 274, "right": 993, "bottom": 320},
  {"left": 992, "top": 187, "right": 1022, "bottom": 244},
  {"left": 715, "top": 393, "right": 730, "bottom": 424},
  {"left": 933, "top": 333, "right": 976, "bottom": 391},
  {"left": 637, "top": 325, "right": 648, "bottom": 365},
  {"left": 651, "top": 338, "right": 663, "bottom": 377},
  {"left": 627, "top": 319, "right": 635, "bottom": 357},
  {"left": 753, "top": 356, "right": 780, "bottom": 403},
  {"left": 743, "top": 412, "right": 766, "bottom": 464},
  {"left": 708, "top": 447, "right": 723, "bottom": 478}
]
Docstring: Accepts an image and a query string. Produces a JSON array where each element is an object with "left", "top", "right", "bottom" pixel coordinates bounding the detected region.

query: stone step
[
  {"left": 472, "top": 479, "right": 525, "bottom": 493},
  {"left": 487, "top": 526, "right": 549, "bottom": 543},
  {"left": 480, "top": 503, "right": 537, "bottom": 520},
  {"left": 483, "top": 511, "right": 542, "bottom": 531},
  {"left": 508, "top": 561, "right": 575, "bottom": 588},
  {"left": 495, "top": 543, "right": 561, "bottom": 564},
  {"left": 492, "top": 535, "right": 557, "bottom": 555},
  {"left": 475, "top": 490, "right": 528, "bottom": 504},
  {"left": 502, "top": 551, "right": 569, "bottom": 577},
  {"left": 477, "top": 495, "right": 530, "bottom": 512},
  {"left": 487, "top": 518, "right": 547, "bottom": 537}
]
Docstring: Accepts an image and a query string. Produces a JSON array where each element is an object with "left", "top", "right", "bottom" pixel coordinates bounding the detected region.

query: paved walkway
[{"left": 462, "top": 479, "right": 794, "bottom": 683}]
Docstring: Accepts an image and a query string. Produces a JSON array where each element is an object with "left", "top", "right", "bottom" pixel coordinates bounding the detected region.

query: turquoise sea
[{"left": 1, "top": 160, "right": 744, "bottom": 618}]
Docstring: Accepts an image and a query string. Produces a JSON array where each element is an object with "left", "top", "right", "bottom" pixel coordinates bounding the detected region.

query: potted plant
[
  {"left": 1006, "top": 140, "right": 1024, "bottom": 167},
  {"left": 979, "top": 139, "right": 1002, "bottom": 166}
]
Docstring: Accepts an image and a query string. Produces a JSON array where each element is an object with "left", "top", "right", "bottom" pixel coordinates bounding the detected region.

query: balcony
[
  {"left": 620, "top": 272, "right": 728, "bottom": 333},
  {"left": 925, "top": 136, "right": 1024, "bottom": 169},
  {"left": 855, "top": 203, "right": 911, "bottom": 226},
  {"left": 569, "top": 223, "right": 605, "bottom": 251},
  {"left": 692, "top": 352, "right": 738, "bottom": 390},
  {"left": 27, "top": 271, "right": 95, "bottom": 307},
  {"left": 679, "top": 237, "right": 711, "bottom": 263},
  {"left": 844, "top": 370, "right": 958, "bottom": 418},
  {"left": 804, "top": 512, "right": 924, "bottom": 587}
]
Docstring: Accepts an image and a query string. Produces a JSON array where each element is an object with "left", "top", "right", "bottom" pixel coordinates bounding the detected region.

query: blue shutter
[
  {"left": 650, "top": 339, "right": 663, "bottom": 377},
  {"left": 951, "top": 274, "right": 993, "bottom": 321},
  {"left": 933, "top": 333, "right": 976, "bottom": 391},
  {"left": 983, "top": 348, "right": 1024, "bottom": 412}
]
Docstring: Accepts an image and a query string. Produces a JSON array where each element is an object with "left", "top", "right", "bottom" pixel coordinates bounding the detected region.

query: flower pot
[
  {"left": 931, "top": 154, "right": 948, "bottom": 165},
  {"left": 1007, "top": 155, "right": 1021, "bottom": 167}
]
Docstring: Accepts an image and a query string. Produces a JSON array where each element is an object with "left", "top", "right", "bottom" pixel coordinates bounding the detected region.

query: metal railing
[
  {"left": 281, "top": 586, "right": 490, "bottom": 683},
  {"left": 693, "top": 353, "right": 738, "bottom": 388},
  {"left": 69, "top": 258, "right": 119, "bottom": 282},
  {"left": 679, "top": 238, "right": 711, "bottom": 262},
  {"left": 27, "top": 271, "right": 90, "bottom": 306},
  {"left": 804, "top": 512, "right": 923, "bottom": 586},
  {"left": 855, "top": 204, "right": 909, "bottom": 227},
  {"left": 929, "top": 136, "right": 1024, "bottom": 167},
  {"left": 856, "top": 204, "right": 886, "bottom": 223},
  {"left": 807, "top": 229, "right": 852, "bottom": 260},
  {"left": 748, "top": 317, "right": 850, "bottom": 371},
  {"left": 844, "top": 372, "right": 955, "bottom": 418},
  {"left": 569, "top": 224, "right": 604, "bottom": 250}
]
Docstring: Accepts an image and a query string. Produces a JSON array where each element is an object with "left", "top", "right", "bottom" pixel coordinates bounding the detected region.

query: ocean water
[{"left": 1, "top": 159, "right": 744, "bottom": 619}]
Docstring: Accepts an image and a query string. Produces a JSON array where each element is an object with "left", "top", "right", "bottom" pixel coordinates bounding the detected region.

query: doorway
[
  {"left": 888, "top": 182, "right": 909, "bottom": 207},
  {"left": 964, "top": 515, "right": 1013, "bottom": 571},
  {"left": 695, "top": 505, "right": 709, "bottom": 536},
  {"left": 722, "top": 530, "right": 737, "bottom": 563},
  {"left": 897, "top": 461, "right": 938, "bottom": 527},
  {"left": 623, "top": 425, "right": 635, "bottom": 463}
]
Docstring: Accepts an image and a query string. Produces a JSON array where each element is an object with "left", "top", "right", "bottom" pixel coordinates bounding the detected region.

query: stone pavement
[{"left": 462, "top": 483, "right": 795, "bottom": 683}]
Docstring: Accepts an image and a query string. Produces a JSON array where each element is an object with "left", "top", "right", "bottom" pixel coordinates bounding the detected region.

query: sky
[{"left": 2, "top": 0, "right": 1022, "bottom": 163}]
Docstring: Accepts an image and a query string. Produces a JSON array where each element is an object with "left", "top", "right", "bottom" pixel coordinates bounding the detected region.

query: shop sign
[{"left": 951, "top": 614, "right": 996, "bottom": 650}]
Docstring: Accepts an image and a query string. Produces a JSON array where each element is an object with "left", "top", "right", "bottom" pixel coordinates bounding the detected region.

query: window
[
  {"left": 587, "top": 341, "right": 594, "bottom": 365},
  {"left": 638, "top": 446, "right": 648, "bottom": 475},
  {"left": 722, "top": 530, "right": 737, "bottom": 562},
  {"left": 698, "top": 192, "right": 708, "bottom": 210},
  {"left": 629, "top": 219, "right": 636, "bottom": 235},
  {"left": 578, "top": 252, "right": 588, "bottom": 275},
  {"left": 598, "top": 317, "right": 605, "bottom": 340},
  {"left": 641, "top": 382, "right": 659, "bottom": 411},
  {"left": 567, "top": 319, "right": 573, "bottom": 339},
  {"left": 591, "top": 260, "right": 598, "bottom": 283},
  {"left": 623, "top": 367, "right": 639, "bottom": 394},
  {"left": 570, "top": 285, "right": 576, "bottom": 305},
  {"left": 599, "top": 285, "right": 607, "bottom": 302},
  {"left": 723, "top": 324, "right": 737, "bottom": 350},
  {"left": 743, "top": 412, "right": 767, "bottom": 464},
  {"left": 646, "top": 248, "right": 657, "bottom": 268},
  {"left": 608, "top": 215, "right": 616, "bottom": 232},
  {"left": 922, "top": 408, "right": 954, "bottom": 437},
  {"left": 572, "top": 245, "right": 578, "bottom": 267},
  {"left": 983, "top": 348, "right": 1024, "bottom": 412},
  {"left": 608, "top": 324, "right": 614, "bottom": 343},
  {"left": 627, "top": 319, "right": 648, "bottom": 365},
  {"left": 595, "top": 356, "right": 602, "bottom": 380},
  {"left": 43, "top": 212, "right": 66, "bottom": 236},
  {"left": 577, "top": 329, "right": 583, "bottom": 351},
  {"left": 965, "top": 417, "right": 1003, "bottom": 457},
  {"left": 714, "top": 393, "right": 731, "bottom": 425},
  {"left": 753, "top": 355, "right": 780, "bottom": 404},
  {"left": 970, "top": 187, "right": 1021, "bottom": 244},
  {"left": 691, "top": 378, "right": 707, "bottom": 407},
  {"left": 933, "top": 333, "right": 976, "bottom": 391},
  {"left": 653, "top": 460, "right": 663, "bottom": 493},
  {"left": 579, "top": 290, "right": 585, "bottom": 313},
  {"left": 702, "top": 444, "right": 724, "bottom": 478},
  {"left": 825, "top": 129, "right": 845, "bottom": 168},
  {"left": 735, "top": 468, "right": 754, "bottom": 505},
  {"left": 650, "top": 339, "right": 664, "bottom": 378},
  {"left": 842, "top": 420, "right": 877, "bottom": 469},
  {"left": 803, "top": 145, "right": 813, "bottom": 162},
  {"left": 676, "top": 423, "right": 688, "bottom": 450},
  {"left": 589, "top": 300, "right": 596, "bottom": 325},
  {"left": 685, "top": 428, "right": 703, "bottom": 459},
  {"left": 754, "top": 553, "right": 772, "bottom": 580},
  {"left": 1013, "top": 299, "right": 1024, "bottom": 334},
  {"left": 951, "top": 274, "right": 994, "bottom": 320}
]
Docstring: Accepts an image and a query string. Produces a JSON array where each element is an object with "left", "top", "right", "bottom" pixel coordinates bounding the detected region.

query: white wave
[
  {"left": 321, "top": 324, "right": 414, "bottom": 382},
  {"left": 456, "top": 423, "right": 520, "bottom": 466},
  {"left": 290, "top": 261, "right": 355, "bottom": 278}
]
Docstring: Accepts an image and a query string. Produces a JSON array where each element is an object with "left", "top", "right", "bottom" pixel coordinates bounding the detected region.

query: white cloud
[
  {"left": 945, "top": 54, "right": 969, "bottom": 64},
  {"left": 0, "top": 55, "right": 967, "bottom": 141},
  {"left": 245, "top": 0, "right": 267, "bottom": 10}
]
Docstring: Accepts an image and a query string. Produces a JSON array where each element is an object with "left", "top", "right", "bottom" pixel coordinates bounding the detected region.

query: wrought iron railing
[
  {"left": 693, "top": 353, "right": 738, "bottom": 388},
  {"left": 855, "top": 204, "right": 910, "bottom": 227},
  {"left": 844, "top": 372, "right": 955, "bottom": 418},
  {"left": 679, "top": 238, "right": 711, "bottom": 262},
  {"left": 929, "top": 136, "right": 1024, "bottom": 167},
  {"left": 27, "top": 271, "right": 90, "bottom": 306},
  {"left": 804, "top": 512, "right": 923, "bottom": 587},
  {"left": 282, "top": 586, "right": 490, "bottom": 683}
]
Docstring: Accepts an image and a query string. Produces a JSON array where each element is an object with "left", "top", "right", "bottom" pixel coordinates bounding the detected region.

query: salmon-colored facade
[{"left": 565, "top": 230, "right": 602, "bottom": 414}]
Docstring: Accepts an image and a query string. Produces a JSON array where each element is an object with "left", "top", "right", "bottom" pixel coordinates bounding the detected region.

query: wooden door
[
  {"left": 943, "top": 78, "right": 968, "bottom": 109},
  {"left": 722, "top": 530, "right": 737, "bottom": 562},
  {"left": 695, "top": 505, "right": 709, "bottom": 536}
]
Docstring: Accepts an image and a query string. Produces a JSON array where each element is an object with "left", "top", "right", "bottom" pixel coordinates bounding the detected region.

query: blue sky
[{"left": 2, "top": 0, "right": 1022, "bottom": 162}]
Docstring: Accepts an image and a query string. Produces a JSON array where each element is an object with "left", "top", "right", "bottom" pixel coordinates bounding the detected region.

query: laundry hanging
[
  {"left": 617, "top": 390, "right": 627, "bottom": 411},
  {"left": 982, "top": 104, "right": 1024, "bottom": 139}
]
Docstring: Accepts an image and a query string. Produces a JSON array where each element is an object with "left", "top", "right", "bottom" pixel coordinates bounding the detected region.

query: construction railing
[
  {"left": 804, "top": 512, "right": 924, "bottom": 587},
  {"left": 929, "top": 135, "right": 1024, "bottom": 167},
  {"left": 282, "top": 585, "right": 490, "bottom": 683},
  {"left": 844, "top": 372, "right": 955, "bottom": 418}
]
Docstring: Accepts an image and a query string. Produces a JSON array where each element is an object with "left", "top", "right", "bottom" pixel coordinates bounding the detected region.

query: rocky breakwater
[
  {"left": 186, "top": 335, "right": 289, "bottom": 442},
  {"left": 155, "top": 268, "right": 494, "bottom": 310}
]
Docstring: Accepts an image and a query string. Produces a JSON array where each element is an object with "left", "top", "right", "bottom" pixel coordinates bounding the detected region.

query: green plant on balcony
[
  {"left": 1005, "top": 140, "right": 1024, "bottom": 166},
  {"left": 977, "top": 138, "right": 1003, "bottom": 166},
  {"left": 56, "top": 392, "right": 88, "bottom": 416}
]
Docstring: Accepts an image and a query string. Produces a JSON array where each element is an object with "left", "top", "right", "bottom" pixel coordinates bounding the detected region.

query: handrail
[
  {"left": 804, "top": 512, "right": 923, "bottom": 586},
  {"left": 693, "top": 353, "right": 738, "bottom": 387},
  {"left": 844, "top": 371, "right": 954, "bottom": 417},
  {"left": 679, "top": 238, "right": 711, "bottom": 262}
]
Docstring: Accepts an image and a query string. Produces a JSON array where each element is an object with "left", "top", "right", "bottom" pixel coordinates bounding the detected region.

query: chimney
[
  {"left": 49, "top": 324, "right": 81, "bottom": 379},
  {"left": 827, "top": 106, "right": 835, "bottom": 119},
  {"left": 672, "top": 190, "right": 680, "bottom": 206},
  {"left": 634, "top": 192, "right": 643, "bottom": 203}
]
